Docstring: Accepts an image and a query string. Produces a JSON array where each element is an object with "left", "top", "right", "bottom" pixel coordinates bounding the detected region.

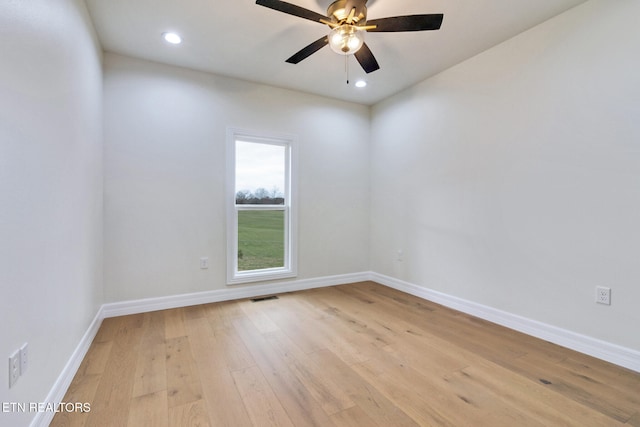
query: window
[{"left": 226, "top": 128, "right": 297, "bottom": 284}]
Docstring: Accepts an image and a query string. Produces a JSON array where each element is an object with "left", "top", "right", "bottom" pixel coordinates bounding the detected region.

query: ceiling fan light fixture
[{"left": 328, "top": 25, "right": 364, "bottom": 55}]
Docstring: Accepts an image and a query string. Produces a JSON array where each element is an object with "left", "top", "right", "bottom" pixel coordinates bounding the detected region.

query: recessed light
[
  {"left": 162, "top": 32, "right": 182, "bottom": 44},
  {"left": 355, "top": 80, "right": 367, "bottom": 88}
]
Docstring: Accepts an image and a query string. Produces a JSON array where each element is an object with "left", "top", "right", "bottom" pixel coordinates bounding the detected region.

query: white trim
[
  {"left": 225, "top": 127, "right": 299, "bottom": 285},
  {"left": 30, "top": 308, "right": 105, "bottom": 427},
  {"left": 102, "top": 272, "right": 370, "bottom": 318},
  {"left": 369, "top": 272, "right": 640, "bottom": 373}
]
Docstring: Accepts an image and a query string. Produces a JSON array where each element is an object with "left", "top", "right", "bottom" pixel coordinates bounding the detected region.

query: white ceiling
[{"left": 85, "top": 0, "right": 587, "bottom": 105}]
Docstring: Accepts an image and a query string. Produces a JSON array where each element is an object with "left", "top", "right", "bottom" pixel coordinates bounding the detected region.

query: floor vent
[{"left": 251, "top": 295, "right": 279, "bottom": 303}]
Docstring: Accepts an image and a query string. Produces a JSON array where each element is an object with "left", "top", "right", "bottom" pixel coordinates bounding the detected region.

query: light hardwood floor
[{"left": 51, "top": 282, "right": 640, "bottom": 426}]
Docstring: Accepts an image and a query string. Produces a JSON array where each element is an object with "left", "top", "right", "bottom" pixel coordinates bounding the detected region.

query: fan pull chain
[{"left": 345, "top": 54, "right": 349, "bottom": 85}]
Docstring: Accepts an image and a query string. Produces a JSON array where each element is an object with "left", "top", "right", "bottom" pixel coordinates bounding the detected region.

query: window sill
[{"left": 227, "top": 268, "right": 297, "bottom": 285}]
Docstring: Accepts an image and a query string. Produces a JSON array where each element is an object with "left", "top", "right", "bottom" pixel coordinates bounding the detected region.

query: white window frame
[{"left": 226, "top": 128, "right": 298, "bottom": 285}]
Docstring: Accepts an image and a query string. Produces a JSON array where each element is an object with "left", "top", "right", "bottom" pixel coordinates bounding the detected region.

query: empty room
[{"left": 1, "top": 0, "right": 639, "bottom": 426}]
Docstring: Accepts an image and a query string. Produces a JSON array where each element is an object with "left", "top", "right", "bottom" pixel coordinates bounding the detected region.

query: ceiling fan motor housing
[{"left": 327, "top": 0, "right": 367, "bottom": 24}]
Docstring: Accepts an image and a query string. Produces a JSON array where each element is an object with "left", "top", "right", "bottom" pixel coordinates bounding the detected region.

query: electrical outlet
[
  {"left": 200, "top": 257, "right": 209, "bottom": 269},
  {"left": 19, "top": 343, "right": 28, "bottom": 375},
  {"left": 9, "top": 350, "right": 20, "bottom": 388},
  {"left": 596, "top": 286, "right": 611, "bottom": 305}
]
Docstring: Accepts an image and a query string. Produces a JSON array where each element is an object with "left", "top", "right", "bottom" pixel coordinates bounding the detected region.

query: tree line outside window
[{"left": 235, "top": 188, "right": 284, "bottom": 205}]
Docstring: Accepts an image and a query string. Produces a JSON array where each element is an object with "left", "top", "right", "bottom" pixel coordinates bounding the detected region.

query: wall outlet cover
[
  {"left": 596, "top": 286, "right": 611, "bottom": 305},
  {"left": 9, "top": 350, "right": 20, "bottom": 388}
]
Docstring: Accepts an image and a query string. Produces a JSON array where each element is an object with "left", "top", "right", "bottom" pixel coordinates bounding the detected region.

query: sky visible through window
[{"left": 235, "top": 140, "right": 285, "bottom": 197}]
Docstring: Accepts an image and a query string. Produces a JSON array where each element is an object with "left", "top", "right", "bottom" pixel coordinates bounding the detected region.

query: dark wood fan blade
[
  {"left": 366, "top": 14, "right": 444, "bottom": 32},
  {"left": 256, "top": 0, "right": 328, "bottom": 24},
  {"left": 286, "top": 36, "right": 329, "bottom": 64},
  {"left": 354, "top": 42, "right": 380, "bottom": 74}
]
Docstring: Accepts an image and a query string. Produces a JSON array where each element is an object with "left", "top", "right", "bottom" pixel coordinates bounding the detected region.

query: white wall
[
  {"left": 370, "top": 0, "right": 640, "bottom": 351},
  {"left": 3, "top": 2, "right": 638, "bottom": 420},
  {"left": 103, "top": 53, "right": 370, "bottom": 302},
  {"left": 0, "top": 0, "right": 103, "bottom": 425}
]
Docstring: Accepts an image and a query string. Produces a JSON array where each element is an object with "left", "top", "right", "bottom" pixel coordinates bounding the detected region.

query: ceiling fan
[{"left": 255, "top": 0, "right": 444, "bottom": 74}]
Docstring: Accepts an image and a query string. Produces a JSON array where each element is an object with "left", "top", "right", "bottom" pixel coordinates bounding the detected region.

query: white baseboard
[
  {"left": 370, "top": 272, "right": 640, "bottom": 373},
  {"left": 101, "top": 271, "right": 371, "bottom": 318},
  {"left": 30, "top": 307, "right": 105, "bottom": 427}
]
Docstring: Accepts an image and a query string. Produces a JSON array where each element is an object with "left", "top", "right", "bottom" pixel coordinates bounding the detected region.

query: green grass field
[{"left": 237, "top": 210, "right": 285, "bottom": 271}]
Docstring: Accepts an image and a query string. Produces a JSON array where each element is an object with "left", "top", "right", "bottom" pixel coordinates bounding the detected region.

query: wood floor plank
[
  {"left": 132, "top": 311, "right": 167, "bottom": 397},
  {"left": 330, "top": 405, "right": 380, "bottom": 427},
  {"left": 560, "top": 354, "right": 640, "bottom": 398},
  {"left": 132, "top": 340, "right": 167, "bottom": 398},
  {"left": 264, "top": 330, "right": 355, "bottom": 415},
  {"left": 91, "top": 316, "right": 125, "bottom": 343},
  {"left": 302, "top": 287, "right": 396, "bottom": 348},
  {"left": 340, "top": 285, "right": 485, "bottom": 371},
  {"left": 182, "top": 304, "right": 208, "bottom": 320},
  {"left": 48, "top": 374, "right": 100, "bottom": 427},
  {"left": 75, "top": 341, "right": 113, "bottom": 377},
  {"left": 164, "top": 308, "right": 187, "bottom": 339},
  {"left": 441, "top": 368, "right": 548, "bottom": 427},
  {"left": 127, "top": 390, "right": 168, "bottom": 427},
  {"left": 165, "top": 336, "right": 204, "bottom": 408},
  {"left": 270, "top": 293, "right": 374, "bottom": 365},
  {"left": 207, "top": 300, "right": 244, "bottom": 330},
  {"left": 183, "top": 314, "right": 253, "bottom": 426},
  {"left": 347, "top": 282, "right": 549, "bottom": 360},
  {"left": 499, "top": 351, "right": 638, "bottom": 422},
  {"left": 355, "top": 351, "right": 542, "bottom": 427},
  {"left": 232, "top": 365, "right": 295, "bottom": 427},
  {"left": 308, "top": 349, "right": 420, "bottom": 427},
  {"left": 239, "top": 298, "right": 281, "bottom": 333},
  {"left": 627, "top": 412, "right": 640, "bottom": 426},
  {"left": 168, "top": 400, "right": 212, "bottom": 427},
  {"left": 82, "top": 314, "right": 145, "bottom": 426},
  {"left": 344, "top": 283, "right": 532, "bottom": 364},
  {"left": 210, "top": 324, "right": 256, "bottom": 372},
  {"left": 233, "top": 316, "right": 337, "bottom": 427},
  {"left": 351, "top": 357, "right": 459, "bottom": 427},
  {"left": 93, "top": 312, "right": 145, "bottom": 338},
  {"left": 254, "top": 295, "right": 328, "bottom": 355},
  {"left": 317, "top": 285, "right": 477, "bottom": 376},
  {"left": 460, "top": 358, "right": 627, "bottom": 426}
]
